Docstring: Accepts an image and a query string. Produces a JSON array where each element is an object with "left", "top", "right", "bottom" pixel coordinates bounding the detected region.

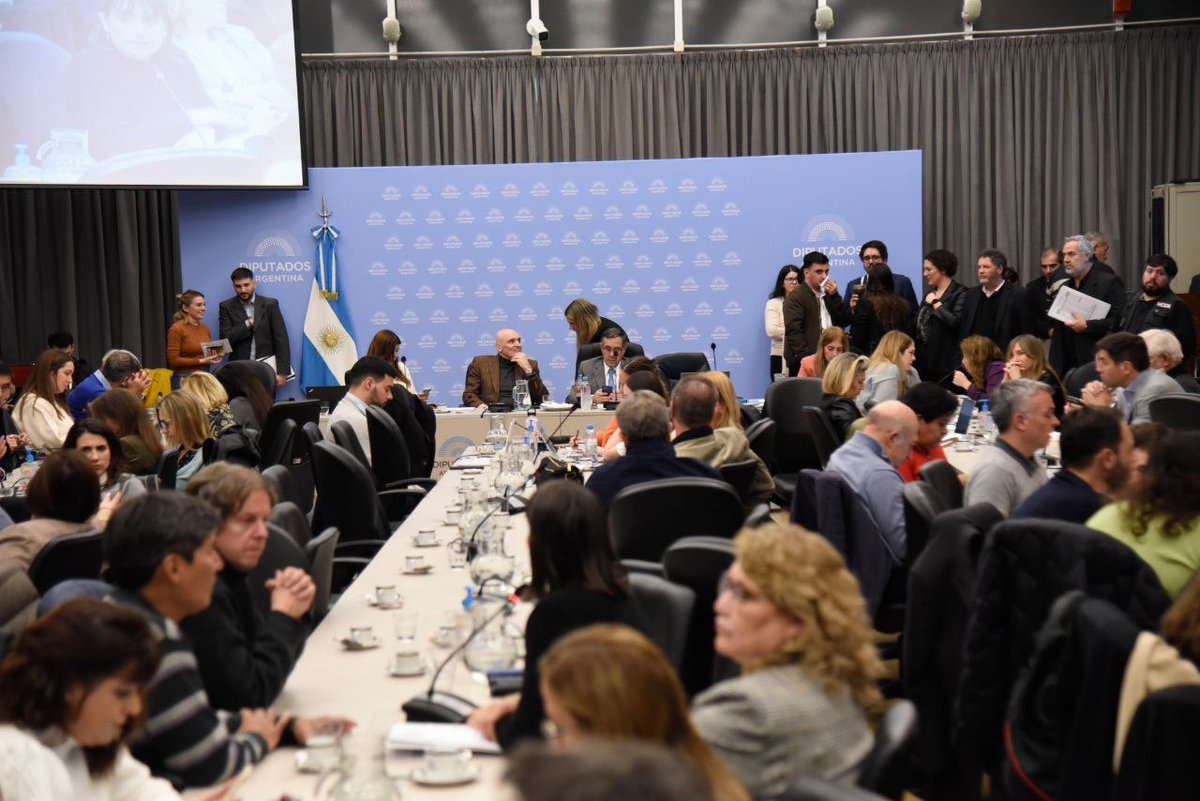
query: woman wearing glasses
[
  {"left": 692, "top": 525, "right": 884, "bottom": 799},
  {"left": 155, "top": 392, "right": 215, "bottom": 490},
  {"left": 765, "top": 265, "right": 801, "bottom": 381}
]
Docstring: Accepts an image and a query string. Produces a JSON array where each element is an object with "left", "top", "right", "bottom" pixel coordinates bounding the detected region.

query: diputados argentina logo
[
  {"left": 239, "top": 230, "right": 311, "bottom": 284},
  {"left": 793, "top": 214, "right": 859, "bottom": 270}
]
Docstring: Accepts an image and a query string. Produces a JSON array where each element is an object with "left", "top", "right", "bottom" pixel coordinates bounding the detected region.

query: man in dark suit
[
  {"left": 1049, "top": 235, "right": 1126, "bottom": 375},
  {"left": 959, "top": 248, "right": 1026, "bottom": 351},
  {"left": 568, "top": 328, "right": 630, "bottom": 405},
  {"left": 1023, "top": 247, "right": 1062, "bottom": 339},
  {"left": 847, "top": 240, "right": 919, "bottom": 315},
  {"left": 218, "top": 268, "right": 292, "bottom": 388},
  {"left": 782, "top": 251, "right": 851, "bottom": 373},
  {"left": 462, "top": 328, "right": 548, "bottom": 409}
]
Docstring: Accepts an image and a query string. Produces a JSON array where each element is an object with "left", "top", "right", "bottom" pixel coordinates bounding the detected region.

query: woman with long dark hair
[
  {"left": 64, "top": 419, "right": 146, "bottom": 501},
  {"left": 12, "top": 348, "right": 75, "bottom": 451},
  {"left": 365, "top": 328, "right": 437, "bottom": 475},
  {"left": 467, "top": 480, "right": 644, "bottom": 749},
  {"left": 851, "top": 263, "right": 912, "bottom": 355},
  {"left": 766, "top": 265, "right": 801, "bottom": 380}
]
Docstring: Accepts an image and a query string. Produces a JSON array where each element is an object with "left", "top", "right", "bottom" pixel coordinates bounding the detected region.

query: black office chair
[
  {"left": 574, "top": 341, "right": 647, "bottom": 377},
  {"left": 801, "top": 406, "right": 840, "bottom": 467},
  {"left": 717, "top": 458, "right": 760, "bottom": 505},
  {"left": 258, "top": 417, "right": 296, "bottom": 469},
  {"left": 1063, "top": 362, "right": 1099, "bottom": 397},
  {"left": 26, "top": 529, "right": 104, "bottom": 595},
  {"left": 1149, "top": 395, "right": 1200, "bottom": 430},
  {"left": 304, "top": 526, "right": 341, "bottom": 620},
  {"left": 609, "top": 478, "right": 744, "bottom": 563},
  {"left": 330, "top": 420, "right": 370, "bottom": 470},
  {"left": 744, "top": 417, "right": 776, "bottom": 473},
  {"left": 258, "top": 400, "right": 321, "bottom": 471},
  {"left": 652, "top": 353, "right": 711, "bottom": 390},
  {"left": 902, "top": 482, "right": 944, "bottom": 565},
  {"left": 662, "top": 536, "right": 740, "bottom": 696},
  {"left": 856, "top": 699, "right": 918, "bottom": 800},
  {"left": 626, "top": 572, "right": 695, "bottom": 671},
  {"left": 918, "top": 459, "right": 963, "bottom": 509},
  {"left": 765, "top": 389, "right": 829, "bottom": 505},
  {"left": 763, "top": 376, "right": 824, "bottom": 418},
  {"left": 268, "top": 500, "right": 313, "bottom": 550},
  {"left": 306, "top": 385, "right": 349, "bottom": 408},
  {"left": 365, "top": 406, "right": 438, "bottom": 492},
  {"left": 262, "top": 464, "right": 299, "bottom": 509},
  {"left": 234, "top": 359, "right": 279, "bottom": 399},
  {"left": 291, "top": 422, "right": 323, "bottom": 517},
  {"left": 619, "top": 559, "right": 665, "bottom": 578}
]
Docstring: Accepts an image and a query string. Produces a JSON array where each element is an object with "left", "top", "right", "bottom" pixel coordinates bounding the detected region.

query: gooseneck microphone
[
  {"left": 544, "top": 404, "right": 577, "bottom": 444},
  {"left": 710, "top": 341, "right": 718, "bottom": 369}
]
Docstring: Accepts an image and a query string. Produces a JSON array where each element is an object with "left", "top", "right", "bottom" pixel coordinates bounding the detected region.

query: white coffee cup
[
  {"left": 444, "top": 506, "right": 463, "bottom": 525},
  {"left": 392, "top": 648, "right": 423, "bottom": 674},
  {"left": 375, "top": 585, "right": 400, "bottom": 607},
  {"left": 348, "top": 626, "right": 374, "bottom": 646},
  {"left": 304, "top": 734, "right": 341, "bottom": 772},
  {"left": 405, "top": 554, "right": 427, "bottom": 572},
  {"left": 415, "top": 529, "right": 437, "bottom": 546},
  {"left": 422, "top": 747, "right": 472, "bottom": 781}
]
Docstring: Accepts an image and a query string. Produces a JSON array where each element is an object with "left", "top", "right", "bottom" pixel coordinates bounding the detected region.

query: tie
[{"left": 607, "top": 367, "right": 616, "bottom": 388}]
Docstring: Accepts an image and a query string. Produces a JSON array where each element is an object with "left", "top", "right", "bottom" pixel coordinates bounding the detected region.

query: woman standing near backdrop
[
  {"left": 166, "top": 290, "right": 219, "bottom": 390},
  {"left": 765, "top": 265, "right": 801, "bottom": 381},
  {"left": 913, "top": 249, "right": 966, "bottom": 385}
]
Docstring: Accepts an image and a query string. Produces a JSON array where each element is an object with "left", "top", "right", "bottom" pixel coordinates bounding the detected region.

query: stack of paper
[{"left": 385, "top": 722, "right": 502, "bottom": 754}]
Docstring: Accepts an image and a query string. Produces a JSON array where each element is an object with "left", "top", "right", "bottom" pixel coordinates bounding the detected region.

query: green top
[{"left": 1087, "top": 501, "right": 1200, "bottom": 599}]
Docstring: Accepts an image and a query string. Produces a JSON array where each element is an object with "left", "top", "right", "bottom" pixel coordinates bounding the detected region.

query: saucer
[
  {"left": 411, "top": 538, "right": 441, "bottom": 548},
  {"left": 364, "top": 594, "right": 405, "bottom": 609},
  {"left": 388, "top": 661, "right": 428, "bottom": 677},
  {"left": 410, "top": 764, "right": 480, "bottom": 786},
  {"left": 336, "top": 634, "right": 382, "bottom": 651},
  {"left": 295, "top": 749, "right": 338, "bottom": 774},
  {"left": 403, "top": 564, "right": 434, "bottom": 575}
]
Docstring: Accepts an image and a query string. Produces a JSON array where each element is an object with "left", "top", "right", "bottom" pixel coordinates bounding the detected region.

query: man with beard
[
  {"left": 1047, "top": 235, "right": 1125, "bottom": 374},
  {"left": 1012, "top": 406, "right": 1132, "bottom": 523},
  {"left": 1118, "top": 253, "right": 1195, "bottom": 365}
]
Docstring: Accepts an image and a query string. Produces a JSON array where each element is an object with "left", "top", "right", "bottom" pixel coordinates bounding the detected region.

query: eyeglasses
[
  {"left": 862, "top": 254, "right": 885, "bottom": 263},
  {"left": 717, "top": 571, "right": 763, "bottom": 604},
  {"left": 783, "top": 276, "right": 800, "bottom": 285},
  {"left": 157, "top": 418, "right": 173, "bottom": 431},
  {"left": 601, "top": 347, "right": 625, "bottom": 356}
]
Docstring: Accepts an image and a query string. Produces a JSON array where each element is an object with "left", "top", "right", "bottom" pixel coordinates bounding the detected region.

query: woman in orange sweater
[{"left": 166, "top": 289, "right": 219, "bottom": 390}]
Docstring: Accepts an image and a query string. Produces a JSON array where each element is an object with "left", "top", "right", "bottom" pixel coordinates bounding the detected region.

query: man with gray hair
[
  {"left": 1141, "top": 328, "right": 1200, "bottom": 393},
  {"left": 584, "top": 389, "right": 721, "bottom": 507},
  {"left": 964, "top": 378, "right": 1058, "bottom": 515},
  {"left": 67, "top": 348, "right": 150, "bottom": 421},
  {"left": 1048, "top": 234, "right": 1125, "bottom": 375},
  {"left": 826, "top": 399, "right": 919, "bottom": 563}
]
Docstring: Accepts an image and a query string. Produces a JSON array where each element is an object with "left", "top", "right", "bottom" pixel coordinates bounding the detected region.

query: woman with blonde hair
[
  {"left": 697, "top": 371, "right": 743, "bottom": 431},
  {"left": 12, "top": 349, "right": 75, "bottom": 451},
  {"left": 1003, "top": 334, "right": 1066, "bottom": 417},
  {"left": 692, "top": 525, "right": 883, "bottom": 798},
  {"left": 953, "top": 335, "right": 1005, "bottom": 401},
  {"left": 166, "top": 289, "right": 219, "bottom": 390},
  {"left": 539, "top": 624, "right": 749, "bottom": 801},
  {"left": 818, "top": 352, "right": 868, "bottom": 442},
  {"left": 180, "top": 372, "right": 237, "bottom": 437},
  {"left": 857, "top": 330, "right": 919, "bottom": 412},
  {"left": 564, "top": 299, "right": 625, "bottom": 377},
  {"left": 155, "top": 391, "right": 213, "bottom": 489},
  {"left": 88, "top": 389, "right": 163, "bottom": 475},
  {"left": 797, "top": 327, "right": 848, "bottom": 379}
]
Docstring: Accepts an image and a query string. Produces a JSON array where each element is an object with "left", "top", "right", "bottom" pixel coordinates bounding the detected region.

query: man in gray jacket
[{"left": 1081, "top": 332, "right": 1184, "bottom": 424}]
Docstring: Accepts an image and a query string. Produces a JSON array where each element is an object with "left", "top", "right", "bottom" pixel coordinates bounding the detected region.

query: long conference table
[
  {"left": 430, "top": 406, "right": 615, "bottom": 477},
  {"left": 238, "top": 467, "right": 524, "bottom": 799}
]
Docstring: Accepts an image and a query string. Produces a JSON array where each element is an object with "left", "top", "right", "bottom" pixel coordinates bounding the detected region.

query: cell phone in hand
[{"left": 602, "top": 385, "right": 614, "bottom": 394}]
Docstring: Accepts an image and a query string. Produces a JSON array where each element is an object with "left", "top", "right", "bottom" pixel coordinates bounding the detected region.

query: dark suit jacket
[
  {"left": 916, "top": 280, "right": 968, "bottom": 383},
  {"left": 959, "top": 281, "right": 1026, "bottom": 352},
  {"left": 1048, "top": 267, "right": 1126, "bottom": 374},
  {"left": 218, "top": 294, "right": 291, "bottom": 376},
  {"left": 462, "top": 355, "right": 547, "bottom": 408},
  {"left": 567, "top": 356, "right": 630, "bottom": 403},
  {"left": 781, "top": 285, "right": 851, "bottom": 371},
  {"left": 848, "top": 271, "right": 919, "bottom": 314}
]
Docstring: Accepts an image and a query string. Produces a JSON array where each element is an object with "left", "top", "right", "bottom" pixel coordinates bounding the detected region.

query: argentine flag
[{"left": 302, "top": 218, "right": 356, "bottom": 388}]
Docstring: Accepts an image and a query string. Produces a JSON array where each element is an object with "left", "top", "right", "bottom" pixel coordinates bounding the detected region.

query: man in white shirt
[{"left": 328, "top": 356, "right": 395, "bottom": 466}]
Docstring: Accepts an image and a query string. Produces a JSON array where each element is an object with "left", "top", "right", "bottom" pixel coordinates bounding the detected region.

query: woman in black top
[
  {"left": 817, "top": 353, "right": 869, "bottom": 442},
  {"left": 851, "top": 263, "right": 912, "bottom": 355},
  {"left": 564, "top": 298, "right": 624, "bottom": 346},
  {"left": 466, "top": 480, "right": 644, "bottom": 749},
  {"left": 914, "top": 249, "right": 967, "bottom": 386}
]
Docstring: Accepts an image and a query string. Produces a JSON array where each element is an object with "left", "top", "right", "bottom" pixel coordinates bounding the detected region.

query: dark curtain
[{"left": 1, "top": 26, "right": 1197, "bottom": 366}]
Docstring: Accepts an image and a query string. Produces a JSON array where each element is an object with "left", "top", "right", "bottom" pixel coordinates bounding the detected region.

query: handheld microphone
[
  {"left": 544, "top": 404, "right": 577, "bottom": 445},
  {"left": 709, "top": 342, "right": 718, "bottom": 369},
  {"left": 401, "top": 592, "right": 516, "bottom": 723}
]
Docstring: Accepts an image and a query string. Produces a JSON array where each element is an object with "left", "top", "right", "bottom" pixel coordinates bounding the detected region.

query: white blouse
[
  {"left": 764, "top": 297, "right": 785, "bottom": 358},
  {"left": 12, "top": 393, "right": 73, "bottom": 452}
]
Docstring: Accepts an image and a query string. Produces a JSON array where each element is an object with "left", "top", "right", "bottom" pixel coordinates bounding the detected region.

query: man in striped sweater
[{"left": 103, "top": 493, "right": 332, "bottom": 789}]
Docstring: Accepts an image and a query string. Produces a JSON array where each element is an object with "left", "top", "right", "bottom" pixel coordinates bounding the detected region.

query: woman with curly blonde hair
[
  {"left": 692, "top": 524, "right": 884, "bottom": 798},
  {"left": 539, "top": 624, "right": 749, "bottom": 801}
]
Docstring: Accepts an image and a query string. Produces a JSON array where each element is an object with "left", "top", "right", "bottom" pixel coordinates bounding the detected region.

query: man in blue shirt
[
  {"left": 67, "top": 349, "right": 150, "bottom": 421},
  {"left": 825, "top": 400, "right": 919, "bottom": 563},
  {"left": 1012, "top": 406, "right": 1132, "bottom": 523}
]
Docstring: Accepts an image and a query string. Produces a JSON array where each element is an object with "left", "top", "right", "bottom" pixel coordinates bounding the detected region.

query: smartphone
[{"left": 602, "top": 385, "right": 614, "bottom": 395}]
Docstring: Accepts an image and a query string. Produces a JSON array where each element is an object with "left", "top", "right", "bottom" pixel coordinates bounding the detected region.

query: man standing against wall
[{"left": 219, "top": 268, "right": 292, "bottom": 388}]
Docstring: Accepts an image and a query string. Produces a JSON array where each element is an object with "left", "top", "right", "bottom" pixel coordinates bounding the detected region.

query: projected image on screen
[{"left": 0, "top": 0, "right": 304, "bottom": 187}]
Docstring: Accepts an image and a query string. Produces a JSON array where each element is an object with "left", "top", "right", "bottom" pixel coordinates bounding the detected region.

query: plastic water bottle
[
  {"left": 578, "top": 374, "right": 592, "bottom": 410},
  {"left": 24, "top": 447, "right": 34, "bottom": 465},
  {"left": 977, "top": 398, "right": 995, "bottom": 441},
  {"left": 584, "top": 424, "right": 597, "bottom": 457}
]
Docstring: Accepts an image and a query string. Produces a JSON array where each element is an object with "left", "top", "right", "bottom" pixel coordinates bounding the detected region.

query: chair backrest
[
  {"left": 717, "top": 458, "right": 760, "bottom": 502},
  {"left": 310, "top": 440, "right": 390, "bottom": 542},
  {"left": 1112, "top": 684, "right": 1200, "bottom": 800},
  {"left": 619, "top": 559, "right": 665, "bottom": 577},
  {"left": 27, "top": 530, "right": 104, "bottom": 595},
  {"left": 262, "top": 464, "right": 298, "bottom": 508},
  {"left": 763, "top": 376, "right": 824, "bottom": 417},
  {"left": 331, "top": 420, "right": 370, "bottom": 469},
  {"left": 918, "top": 459, "right": 963, "bottom": 509},
  {"left": 269, "top": 500, "right": 313, "bottom": 550},
  {"left": 246, "top": 525, "right": 309, "bottom": 616},
  {"left": 575, "top": 342, "right": 648, "bottom": 377},
  {"left": 156, "top": 448, "right": 179, "bottom": 490},
  {"left": 232, "top": 359, "right": 278, "bottom": 399},
  {"left": 366, "top": 405, "right": 413, "bottom": 485},
  {"left": 653, "top": 352, "right": 711, "bottom": 386},
  {"left": 304, "top": 526, "right": 340, "bottom": 620},
  {"left": 609, "top": 478, "right": 744, "bottom": 563},
  {"left": 306, "top": 385, "right": 349, "bottom": 407},
  {"left": 766, "top": 391, "right": 826, "bottom": 474},
  {"left": 258, "top": 417, "right": 296, "bottom": 469},
  {"left": 662, "top": 536, "right": 739, "bottom": 696},
  {"left": 259, "top": 400, "right": 321, "bottom": 466},
  {"left": 1149, "top": 395, "right": 1200, "bottom": 430},
  {"left": 801, "top": 406, "right": 840, "bottom": 468},
  {"left": 1063, "top": 362, "right": 1099, "bottom": 397},
  {"left": 626, "top": 572, "right": 695, "bottom": 671},
  {"left": 901, "top": 482, "right": 944, "bottom": 565},
  {"left": 744, "top": 417, "right": 777, "bottom": 472},
  {"left": 286, "top": 422, "right": 321, "bottom": 517},
  {"left": 856, "top": 699, "right": 918, "bottom": 800}
]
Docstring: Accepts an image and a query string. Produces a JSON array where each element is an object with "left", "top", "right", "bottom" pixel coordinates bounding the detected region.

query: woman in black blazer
[{"left": 914, "top": 249, "right": 967, "bottom": 386}]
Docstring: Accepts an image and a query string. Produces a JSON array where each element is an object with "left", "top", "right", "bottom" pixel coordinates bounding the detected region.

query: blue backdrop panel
[{"left": 179, "top": 152, "right": 922, "bottom": 402}]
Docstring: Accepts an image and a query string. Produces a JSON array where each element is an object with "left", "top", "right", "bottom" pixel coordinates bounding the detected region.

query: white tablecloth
[{"left": 430, "top": 407, "right": 614, "bottom": 476}]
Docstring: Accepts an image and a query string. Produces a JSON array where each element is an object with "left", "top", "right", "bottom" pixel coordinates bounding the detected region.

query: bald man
[
  {"left": 825, "top": 400, "right": 919, "bottom": 563},
  {"left": 462, "top": 328, "right": 548, "bottom": 409}
]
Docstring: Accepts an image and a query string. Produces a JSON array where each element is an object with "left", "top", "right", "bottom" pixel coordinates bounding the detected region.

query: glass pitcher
[
  {"left": 462, "top": 596, "right": 518, "bottom": 673},
  {"left": 512, "top": 379, "right": 530, "bottom": 410},
  {"left": 468, "top": 527, "right": 515, "bottom": 588}
]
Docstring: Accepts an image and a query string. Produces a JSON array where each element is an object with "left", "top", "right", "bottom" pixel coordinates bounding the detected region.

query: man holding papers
[{"left": 1047, "top": 235, "right": 1125, "bottom": 375}]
